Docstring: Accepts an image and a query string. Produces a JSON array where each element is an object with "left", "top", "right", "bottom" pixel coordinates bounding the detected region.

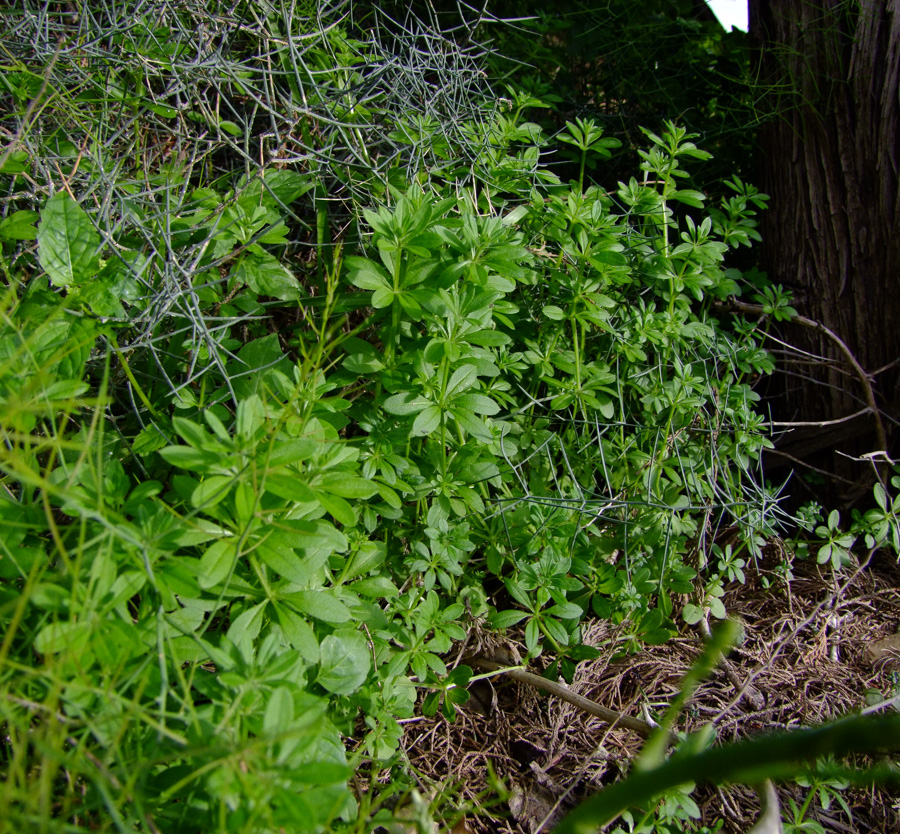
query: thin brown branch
[
  {"left": 472, "top": 657, "right": 668, "bottom": 741},
  {"left": 722, "top": 301, "right": 888, "bottom": 454},
  {"left": 764, "top": 447, "right": 859, "bottom": 486},
  {"left": 766, "top": 407, "right": 872, "bottom": 429}
]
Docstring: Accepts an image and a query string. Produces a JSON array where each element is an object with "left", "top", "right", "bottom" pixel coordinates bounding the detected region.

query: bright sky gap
[{"left": 706, "top": 0, "right": 748, "bottom": 32}]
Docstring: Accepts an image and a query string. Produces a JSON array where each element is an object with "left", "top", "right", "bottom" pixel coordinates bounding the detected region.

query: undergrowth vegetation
[{"left": 2, "top": 2, "right": 899, "bottom": 832}]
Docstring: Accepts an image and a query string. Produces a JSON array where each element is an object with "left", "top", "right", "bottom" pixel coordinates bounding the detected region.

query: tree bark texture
[{"left": 749, "top": 0, "right": 900, "bottom": 502}]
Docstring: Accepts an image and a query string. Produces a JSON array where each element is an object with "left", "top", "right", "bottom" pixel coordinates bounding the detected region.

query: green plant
[
  {"left": 783, "top": 762, "right": 852, "bottom": 834},
  {"left": 0, "top": 3, "right": 814, "bottom": 830}
]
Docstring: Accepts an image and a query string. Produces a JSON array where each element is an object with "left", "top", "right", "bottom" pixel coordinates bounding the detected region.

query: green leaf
[
  {"left": 543, "top": 305, "right": 565, "bottom": 321},
  {"left": 445, "top": 364, "right": 478, "bottom": 397},
  {"left": 266, "top": 438, "right": 317, "bottom": 467},
  {"left": 34, "top": 620, "right": 92, "bottom": 654},
  {"left": 233, "top": 252, "right": 301, "bottom": 300},
  {"left": 449, "top": 407, "right": 493, "bottom": 442},
  {"left": 218, "top": 119, "right": 243, "bottom": 136},
  {"left": 37, "top": 193, "right": 101, "bottom": 287},
  {"left": 383, "top": 392, "right": 432, "bottom": 415},
  {"left": 258, "top": 543, "right": 314, "bottom": 586},
  {"left": 172, "top": 416, "right": 214, "bottom": 449},
  {"left": 243, "top": 170, "right": 314, "bottom": 206},
  {"left": 682, "top": 604, "right": 704, "bottom": 625},
  {"left": 490, "top": 610, "right": 529, "bottom": 629},
  {"left": 293, "top": 590, "right": 352, "bottom": 623},
  {"left": 315, "top": 473, "right": 379, "bottom": 499},
  {"left": 68, "top": 279, "right": 126, "bottom": 318},
  {"left": 670, "top": 190, "right": 707, "bottom": 208},
  {"left": 317, "top": 628, "right": 371, "bottom": 695},
  {"left": 191, "top": 475, "right": 234, "bottom": 510},
  {"left": 199, "top": 540, "right": 238, "bottom": 589},
  {"left": 315, "top": 490, "right": 357, "bottom": 526},
  {"left": 237, "top": 394, "right": 265, "bottom": 441},
  {"left": 0, "top": 210, "right": 39, "bottom": 241},
  {"left": 345, "top": 256, "right": 391, "bottom": 291},
  {"left": 349, "top": 576, "right": 399, "bottom": 598},
  {"left": 541, "top": 616, "right": 569, "bottom": 646},
  {"left": 547, "top": 602, "right": 583, "bottom": 620},
  {"left": 454, "top": 393, "right": 500, "bottom": 416},
  {"left": 0, "top": 150, "right": 29, "bottom": 174},
  {"left": 227, "top": 601, "right": 267, "bottom": 644},
  {"left": 465, "top": 329, "right": 510, "bottom": 347},
  {"left": 264, "top": 686, "right": 294, "bottom": 736},
  {"left": 411, "top": 404, "right": 442, "bottom": 436},
  {"left": 274, "top": 605, "right": 320, "bottom": 663},
  {"left": 158, "top": 446, "right": 220, "bottom": 471}
]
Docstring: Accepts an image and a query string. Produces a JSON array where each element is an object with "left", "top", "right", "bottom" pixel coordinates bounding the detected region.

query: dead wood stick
[{"left": 472, "top": 658, "right": 670, "bottom": 742}]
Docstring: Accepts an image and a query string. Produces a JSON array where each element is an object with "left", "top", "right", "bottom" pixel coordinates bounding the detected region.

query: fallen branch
[{"left": 472, "top": 657, "right": 668, "bottom": 742}]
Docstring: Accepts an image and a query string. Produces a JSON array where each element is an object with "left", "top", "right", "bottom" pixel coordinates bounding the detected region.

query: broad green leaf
[
  {"left": 342, "top": 542, "right": 387, "bottom": 581},
  {"left": 264, "top": 472, "right": 318, "bottom": 504},
  {"left": 445, "top": 364, "right": 478, "bottom": 398},
  {"left": 454, "top": 393, "right": 500, "bottom": 416},
  {"left": 191, "top": 475, "right": 234, "bottom": 510},
  {"left": 543, "top": 305, "right": 565, "bottom": 320},
  {"left": 158, "top": 446, "right": 220, "bottom": 470},
  {"left": 670, "top": 189, "right": 707, "bottom": 208},
  {"left": 317, "top": 628, "right": 371, "bottom": 695},
  {"left": 0, "top": 150, "right": 29, "bottom": 174},
  {"left": 411, "top": 404, "right": 442, "bottom": 437},
  {"left": 237, "top": 394, "right": 265, "bottom": 440},
  {"left": 280, "top": 520, "right": 348, "bottom": 557},
  {"left": 383, "top": 392, "right": 432, "bottom": 415},
  {"left": 314, "top": 490, "right": 357, "bottom": 526},
  {"left": 265, "top": 438, "right": 317, "bottom": 467},
  {"left": 490, "top": 610, "right": 529, "bottom": 629},
  {"left": 172, "top": 416, "right": 214, "bottom": 449},
  {"left": 0, "top": 209, "right": 39, "bottom": 240},
  {"left": 242, "top": 169, "right": 314, "bottom": 206},
  {"left": 34, "top": 620, "right": 93, "bottom": 654},
  {"left": 449, "top": 407, "right": 493, "bottom": 442},
  {"left": 344, "top": 256, "right": 391, "bottom": 291},
  {"left": 147, "top": 102, "right": 177, "bottom": 118},
  {"left": 218, "top": 119, "right": 242, "bottom": 136},
  {"left": 372, "top": 287, "right": 395, "bottom": 308},
  {"left": 547, "top": 602, "right": 583, "bottom": 620},
  {"left": 274, "top": 604, "right": 320, "bottom": 663},
  {"left": 349, "top": 576, "right": 399, "bottom": 598},
  {"left": 233, "top": 252, "right": 301, "bottom": 300},
  {"left": 541, "top": 616, "right": 569, "bottom": 646},
  {"left": 293, "top": 589, "right": 352, "bottom": 623},
  {"left": 227, "top": 601, "right": 267, "bottom": 644},
  {"left": 68, "top": 280, "right": 126, "bottom": 318},
  {"left": 258, "top": 542, "right": 313, "bottom": 586},
  {"left": 589, "top": 248, "right": 628, "bottom": 266},
  {"left": 315, "top": 473, "right": 379, "bottom": 499},
  {"left": 264, "top": 686, "right": 294, "bottom": 736},
  {"left": 38, "top": 193, "right": 101, "bottom": 287},
  {"left": 199, "top": 540, "right": 238, "bottom": 589},
  {"left": 465, "top": 329, "right": 510, "bottom": 347},
  {"left": 168, "top": 518, "right": 232, "bottom": 547}
]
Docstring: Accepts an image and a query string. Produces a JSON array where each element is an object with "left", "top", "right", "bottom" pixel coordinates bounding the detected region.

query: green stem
[{"left": 108, "top": 335, "right": 161, "bottom": 419}]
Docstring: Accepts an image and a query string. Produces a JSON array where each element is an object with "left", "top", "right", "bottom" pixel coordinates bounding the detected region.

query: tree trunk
[{"left": 749, "top": 0, "right": 900, "bottom": 504}]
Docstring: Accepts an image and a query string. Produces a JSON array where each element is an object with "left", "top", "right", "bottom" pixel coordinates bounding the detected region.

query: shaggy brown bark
[{"left": 749, "top": 0, "right": 900, "bottom": 502}]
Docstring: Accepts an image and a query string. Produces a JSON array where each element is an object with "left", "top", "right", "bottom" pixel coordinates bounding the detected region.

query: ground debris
[{"left": 399, "top": 558, "right": 900, "bottom": 832}]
